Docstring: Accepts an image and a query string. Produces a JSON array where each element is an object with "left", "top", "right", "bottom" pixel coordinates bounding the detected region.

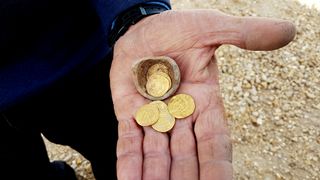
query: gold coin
[
  {"left": 146, "top": 73, "right": 171, "bottom": 97},
  {"left": 152, "top": 112, "right": 175, "bottom": 133},
  {"left": 151, "top": 101, "right": 175, "bottom": 132},
  {"left": 135, "top": 103, "right": 159, "bottom": 126},
  {"left": 150, "top": 100, "right": 168, "bottom": 111},
  {"left": 147, "top": 63, "right": 169, "bottom": 79},
  {"left": 168, "top": 94, "right": 195, "bottom": 119},
  {"left": 153, "top": 72, "right": 172, "bottom": 88}
]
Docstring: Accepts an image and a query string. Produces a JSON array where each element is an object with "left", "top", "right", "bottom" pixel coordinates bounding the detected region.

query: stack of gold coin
[
  {"left": 150, "top": 101, "right": 175, "bottom": 132},
  {"left": 146, "top": 63, "right": 172, "bottom": 98},
  {"left": 134, "top": 94, "right": 196, "bottom": 133}
]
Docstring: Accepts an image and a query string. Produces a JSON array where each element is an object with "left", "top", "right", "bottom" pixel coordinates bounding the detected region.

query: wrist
[{"left": 108, "top": 2, "right": 170, "bottom": 47}]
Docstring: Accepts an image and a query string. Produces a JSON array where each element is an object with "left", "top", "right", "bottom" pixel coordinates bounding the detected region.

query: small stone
[
  {"left": 76, "top": 158, "right": 82, "bottom": 165},
  {"left": 218, "top": 51, "right": 224, "bottom": 56},
  {"left": 282, "top": 104, "right": 291, "bottom": 112},
  {"left": 261, "top": 82, "right": 268, "bottom": 89},
  {"left": 306, "top": 91, "right": 316, "bottom": 99},
  {"left": 242, "top": 81, "right": 252, "bottom": 89},
  {"left": 251, "top": 96, "right": 259, "bottom": 102},
  {"left": 256, "top": 117, "right": 263, "bottom": 125},
  {"left": 252, "top": 111, "right": 259, "bottom": 117},
  {"left": 285, "top": 90, "right": 294, "bottom": 97},
  {"left": 291, "top": 137, "right": 298, "bottom": 142},
  {"left": 313, "top": 103, "right": 320, "bottom": 110}
]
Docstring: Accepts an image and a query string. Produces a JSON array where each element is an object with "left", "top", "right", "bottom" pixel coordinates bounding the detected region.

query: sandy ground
[{"left": 44, "top": 0, "right": 320, "bottom": 179}]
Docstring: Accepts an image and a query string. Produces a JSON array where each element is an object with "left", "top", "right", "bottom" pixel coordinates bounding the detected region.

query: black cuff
[{"left": 108, "top": 3, "right": 170, "bottom": 46}]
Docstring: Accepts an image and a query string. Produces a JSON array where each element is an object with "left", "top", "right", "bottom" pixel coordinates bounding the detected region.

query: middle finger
[{"left": 143, "top": 127, "right": 171, "bottom": 180}]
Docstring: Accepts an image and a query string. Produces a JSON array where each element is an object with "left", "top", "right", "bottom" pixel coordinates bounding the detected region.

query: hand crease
[
  {"left": 117, "top": 151, "right": 142, "bottom": 159},
  {"left": 144, "top": 151, "right": 170, "bottom": 159},
  {"left": 200, "top": 159, "right": 232, "bottom": 166},
  {"left": 198, "top": 132, "right": 230, "bottom": 144},
  {"left": 172, "top": 152, "right": 198, "bottom": 162}
]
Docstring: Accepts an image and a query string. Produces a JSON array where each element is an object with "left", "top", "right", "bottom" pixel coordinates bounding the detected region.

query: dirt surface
[{"left": 44, "top": 0, "right": 320, "bottom": 179}]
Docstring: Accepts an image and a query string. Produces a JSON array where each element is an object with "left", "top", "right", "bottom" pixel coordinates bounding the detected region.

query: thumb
[
  {"left": 153, "top": 10, "right": 296, "bottom": 51},
  {"left": 184, "top": 9, "right": 296, "bottom": 50}
]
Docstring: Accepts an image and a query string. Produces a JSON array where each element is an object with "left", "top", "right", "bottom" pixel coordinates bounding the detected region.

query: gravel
[{"left": 44, "top": 0, "right": 320, "bottom": 179}]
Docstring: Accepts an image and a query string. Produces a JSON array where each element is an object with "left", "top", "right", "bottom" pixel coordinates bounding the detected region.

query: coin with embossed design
[
  {"left": 168, "top": 94, "right": 195, "bottom": 119},
  {"left": 135, "top": 103, "right": 159, "bottom": 126},
  {"left": 146, "top": 72, "right": 171, "bottom": 97},
  {"left": 151, "top": 101, "right": 175, "bottom": 132},
  {"left": 147, "top": 63, "right": 169, "bottom": 79}
]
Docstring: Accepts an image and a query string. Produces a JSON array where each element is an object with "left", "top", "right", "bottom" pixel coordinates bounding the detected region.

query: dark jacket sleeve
[
  {"left": 93, "top": 0, "right": 170, "bottom": 36},
  {"left": 0, "top": 0, "right": 170, "bottom": 111}
]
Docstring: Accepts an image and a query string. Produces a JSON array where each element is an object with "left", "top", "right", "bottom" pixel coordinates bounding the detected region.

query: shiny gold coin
[
  {"left": 135, "top": 103, "right": 159, "bottom": 126},
  {"left": 151, "top": 107, "right": 175, "bottom": 133},
  {"left": 168, "top": 94, "right": 195, "bottom": 119},
  {"left": 152, "top": 112, "right": 175, "bottom": 133},
  {"left": 147, "top": 63, "right": 169, "bottom": 79},
  {"left": 146, "top": 73, "right": 171, "bottom": 97},
  {"left": 150, "top": 100, "right": 168, "bottom": 111},
  {"left": 153, "top": 72, "right": 172, "bottom": 88}
]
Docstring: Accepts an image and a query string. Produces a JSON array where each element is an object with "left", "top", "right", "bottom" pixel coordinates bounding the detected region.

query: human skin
[{"left": 110, "top": 9, "right": 296, "bottom": 180}]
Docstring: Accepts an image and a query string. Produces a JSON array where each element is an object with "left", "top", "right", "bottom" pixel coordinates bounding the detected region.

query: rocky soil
[{"left": 44, "top": 0, "right": 320, "bottom": 179}]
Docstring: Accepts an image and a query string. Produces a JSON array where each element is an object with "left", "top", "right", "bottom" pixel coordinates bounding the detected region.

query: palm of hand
[{"left": 110, "top": 10, "right": 295, "bottom": 180}]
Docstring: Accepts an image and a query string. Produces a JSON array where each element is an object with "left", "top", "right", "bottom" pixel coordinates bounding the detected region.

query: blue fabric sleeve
[
  {"left": 96, "top": 1, "right": 171, "bottom": 32},
  {"left": 0, "top": 0, "right": 171, "bottom": 111}
]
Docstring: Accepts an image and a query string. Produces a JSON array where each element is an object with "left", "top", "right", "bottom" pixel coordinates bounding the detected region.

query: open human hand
[{"left": 110, "top": 9, "right": 295, "bottom": 180}]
